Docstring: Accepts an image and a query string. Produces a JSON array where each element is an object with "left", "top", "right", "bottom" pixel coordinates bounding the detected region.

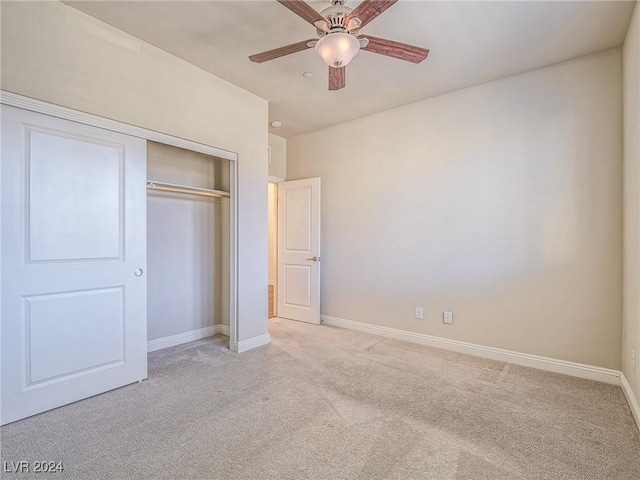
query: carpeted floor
[{"left": 1, "top": 317, "right": 639, "bottom": 479}]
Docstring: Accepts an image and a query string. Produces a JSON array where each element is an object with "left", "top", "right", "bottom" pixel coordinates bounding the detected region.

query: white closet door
[{"left": 1, "top": 105, "right": 148, "bottom": 425}]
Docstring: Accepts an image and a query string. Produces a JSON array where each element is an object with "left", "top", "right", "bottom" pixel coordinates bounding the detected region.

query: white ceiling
[{"left": 67, "top": 1, "right": 635, "bottom": 138}]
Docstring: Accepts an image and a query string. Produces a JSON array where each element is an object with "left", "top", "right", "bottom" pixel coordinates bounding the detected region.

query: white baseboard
[
  {"left": 620, "top": 373, "right": 640, "bottom": 432},
  {"left": 236, "top": 333, "right": 271, "bottom": 353},
  {"left": 320, "top": 315, "right": 621, "bottom": 386},
  {"left": 148, "top": 324, "right": 267, "bottom": 354},
  {"left": 147, "top": 324, "right": 230, "bottom": 352}
]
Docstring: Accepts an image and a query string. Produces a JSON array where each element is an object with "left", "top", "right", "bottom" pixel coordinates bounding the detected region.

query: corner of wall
[{"left": 622, "top": 0, "right": 640, "bottom": 409}]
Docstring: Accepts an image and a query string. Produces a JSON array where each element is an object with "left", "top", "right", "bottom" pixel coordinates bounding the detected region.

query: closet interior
[{"left": 146, "top": 141, "right": 231, "bottom": 348}]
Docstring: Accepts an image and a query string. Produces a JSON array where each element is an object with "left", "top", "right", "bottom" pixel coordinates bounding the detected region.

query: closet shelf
[{"left": 147, "top": 180, "right": 230, "bottom": 199}]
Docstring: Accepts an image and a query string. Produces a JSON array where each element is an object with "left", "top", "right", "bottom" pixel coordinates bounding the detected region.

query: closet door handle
[
  {"left": 134, "top": 268, "right": 144, "bottom": 277},
  {"left": 306, "top": 256, "right": 319, "bottom": 262}
]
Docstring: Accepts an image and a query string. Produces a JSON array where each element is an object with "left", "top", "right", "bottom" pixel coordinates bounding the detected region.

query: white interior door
[
  {"left": 1, "top": 105, "right": 148, "bottom": 425},
  {"left": 277, "top": 178, "right": 321, "bottom": 324}
]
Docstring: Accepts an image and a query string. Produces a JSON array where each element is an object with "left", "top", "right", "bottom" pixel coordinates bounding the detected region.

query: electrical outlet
[
  {"left": 633, "top": 348, "right": 636, "bottom": 373},
  {"left": 443, "top": 311, "right": 453, "bottom": 324},
  {"left": 415, "top": 307, "right": 424, "bottom": 319}
]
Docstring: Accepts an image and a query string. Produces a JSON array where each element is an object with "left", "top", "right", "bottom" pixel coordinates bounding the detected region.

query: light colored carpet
[{"left": 1, "top": 317, "right": 639, "bottom": 479}]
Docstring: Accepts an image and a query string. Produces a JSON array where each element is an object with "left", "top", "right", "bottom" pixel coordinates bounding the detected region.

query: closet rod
[{"left": 147, "top": 181, "right": 230, "bottom": 199}]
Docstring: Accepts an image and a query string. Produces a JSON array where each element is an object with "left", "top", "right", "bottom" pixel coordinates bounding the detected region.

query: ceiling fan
[{"left": 249, "top": 0, "right": 430, "bottom": 91}]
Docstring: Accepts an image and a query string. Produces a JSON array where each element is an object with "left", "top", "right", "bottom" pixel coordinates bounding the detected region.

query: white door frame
[{"left": 0, "top": 91, "right": 240, "bottom": 351}]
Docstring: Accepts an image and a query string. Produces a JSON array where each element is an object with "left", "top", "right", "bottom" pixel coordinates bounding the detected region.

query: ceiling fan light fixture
[{"left": 315, "top": 32, "right": 360, "bottom": 68}]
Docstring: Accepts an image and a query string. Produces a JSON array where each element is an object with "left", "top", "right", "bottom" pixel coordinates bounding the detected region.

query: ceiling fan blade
[
  {"left": 329, "top": 66, "right": 345, "bottom": 91},
  {"left": 277, "top": 0, "right": 327, "bottom": 26},
  {"left": 347, "top": 0, "right": 398, "bottom": 29},
  {"left": 249, "top": 39, "right": 316, "bottom": 63},
  {"left": 358, "top": 35, "right": 429, "bottom": 64}
]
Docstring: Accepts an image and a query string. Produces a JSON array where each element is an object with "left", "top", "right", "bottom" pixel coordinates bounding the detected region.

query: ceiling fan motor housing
[{"left": 319, "top": 0, "right": 354, "bottom": 35}]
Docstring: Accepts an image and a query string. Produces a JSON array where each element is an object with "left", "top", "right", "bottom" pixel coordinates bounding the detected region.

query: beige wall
[
  {"left": 269, "top": 133, "right": 287, "bottom": 179},
  {"left": 288, "top": 49, "right": 623, "bottom": 369},
  {"left": 623, "top": 4, "right": 640, "bottom": 400},
  {"left": 0, "top": 1, "right": 269, "bottom": 342}
]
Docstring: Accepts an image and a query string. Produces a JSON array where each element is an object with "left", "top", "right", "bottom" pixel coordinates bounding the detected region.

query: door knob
[
  {"left": 134, "top": 268, "right": 144, "bottom": 277},
  {"left": 306, "top": 256, "right": 319, "bottom": 262}
]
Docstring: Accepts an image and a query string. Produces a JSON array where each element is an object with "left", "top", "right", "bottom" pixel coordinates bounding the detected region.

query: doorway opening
[
  {"left": 268, "top": 181, "right": 278, "bottom": 318},
  {"left": 147, "top": 141, "right": 232, "bottom": 349}
]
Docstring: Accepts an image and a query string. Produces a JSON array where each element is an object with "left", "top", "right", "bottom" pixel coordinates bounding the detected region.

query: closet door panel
[
  {"left": 26, "top": 287, "right": 125, "bottom": 384},
  {"left": 1, "top": 105, "right": 147, "bottom": 425},
  {"left": 28, "top": 129, "right": 123, "bottom": 261}
]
